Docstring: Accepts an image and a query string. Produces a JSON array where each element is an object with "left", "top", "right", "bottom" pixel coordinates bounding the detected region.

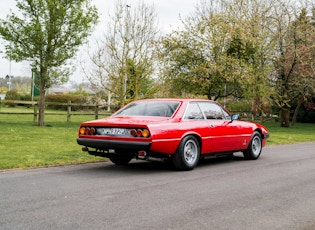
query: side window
[
  {"left": 184, "top": 103, "right": 204, "bottom": 120},
  {"left": 199, "top": 102, "right": 226, "bottom": 120},
  {"left": 222, "top": 109, "right": 231, "bottom": 120}
]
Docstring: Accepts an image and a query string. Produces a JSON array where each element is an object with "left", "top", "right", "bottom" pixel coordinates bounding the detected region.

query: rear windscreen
[{"left": 115, "top": 101, "right": 180, "bottom": 117}]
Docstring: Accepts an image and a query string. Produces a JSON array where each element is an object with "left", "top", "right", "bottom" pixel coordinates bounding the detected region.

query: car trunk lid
[{"left": 81, "top": 116, "right": 170, "bottom": 127}]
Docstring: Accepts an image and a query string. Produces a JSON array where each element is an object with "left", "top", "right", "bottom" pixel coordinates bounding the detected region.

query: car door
[
  {"left": 182, "top": 102, "right": 213, "bottom": 154},
  {"left": 198, "top": 102, "right": 242, "bottom": 152}
]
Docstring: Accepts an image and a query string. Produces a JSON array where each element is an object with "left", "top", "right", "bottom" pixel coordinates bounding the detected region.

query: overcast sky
[{"left": 0, "top": 0, "right": 198, "bottom": 83}]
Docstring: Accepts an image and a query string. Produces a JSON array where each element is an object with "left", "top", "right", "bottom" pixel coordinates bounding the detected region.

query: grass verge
[
  {"left": 0, "top": 111, "right": 105, "bottom": 170},
  {"left": 262, "top": 122, "right": 315, "bottom": 145}
]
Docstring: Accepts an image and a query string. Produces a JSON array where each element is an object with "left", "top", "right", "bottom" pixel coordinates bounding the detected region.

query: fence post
[
  {"left": 95, "top": 104, "right": 99, "bottom": 120},
  {"left": 33, "top": 103, "right": 37, "bottom": 123},
  {"left": 67, "top": 100, "right": 71, "bottom": 122}
]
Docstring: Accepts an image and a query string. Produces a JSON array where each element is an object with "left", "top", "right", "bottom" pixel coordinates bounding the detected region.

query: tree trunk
[
  {"left": 38, "top": 68, "right": 46, "bottom": 126},
  {"left": 292, "top": 95, "right": 306, "bottom": 125},
  {"left": 38, "top": 83, "right": 45, "bottom": 126},
  {"left": 121, "top": 70, "right": 126, "bottom": 107},
  {"left": 280, "top": 107, "right": 290, "bottom": 127},
  {"left": 291, "top": 101, "right": 301, "bottom": 125},
  {"left": 107, "top": 91, "right": 111, "bottom": 112}
]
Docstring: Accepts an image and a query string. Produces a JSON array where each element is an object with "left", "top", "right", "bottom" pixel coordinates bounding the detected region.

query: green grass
[
  {"left": 0, "top": 108, "right": 105, "bottom": 170},
  {"left": 0, "top": 106, "right": 314, "bottom": 170},
  {"left": 262, "top": 122, "right": 315, "bottom": 145}
]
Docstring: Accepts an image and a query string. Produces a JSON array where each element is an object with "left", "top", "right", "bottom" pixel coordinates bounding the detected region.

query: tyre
[
  {"left": 243, "top": 131, "right": 262, "bottom": 160},
  {"left": 110, "top": 155, "right": 133, "bottom": 165},
  {"left": 172, "top": 135, "right": 200, "bottom": 171}
]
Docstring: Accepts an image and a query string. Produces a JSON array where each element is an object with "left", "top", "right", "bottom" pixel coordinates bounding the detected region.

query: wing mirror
[{"left": 231, "top": 114, "right": 239, "bottom": 123}]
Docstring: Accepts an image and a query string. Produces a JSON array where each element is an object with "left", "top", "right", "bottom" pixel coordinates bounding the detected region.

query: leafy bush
[
  {"left": 4, "top": 90, "right": 19, "bottom": 107},
  {"left": 19, "top": 94, "right": 32, "bottom": 101},
  {"left": 0, "top": 86, "right": 8, "bottom": 94},
  {"left": 5, "top": 90, "right": 19, "bottom": 100},
  {"left": 45, "top": 94, "right": 86, "bottom": 110},
  {"left": 297, "top": 103, "right": 315, "bottom": 123},
  {"left": 225, "top": 101, "right": 251, "bottom": 112}
]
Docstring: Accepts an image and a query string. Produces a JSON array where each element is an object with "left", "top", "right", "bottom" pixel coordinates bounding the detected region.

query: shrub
[
  {"left": 45, "top": 94, "right": 86, "bottom": 110},
  {"left": 5, "top": 90, "right": 19, "bottom": 100},
  {"left": 4, "top": 90, "right": 19, "bottom": 107},
  {"left": 19, "top": 94, "right": 32, "bottom": 101},
  {"left": 225, "top": 101, "right": 251, "bottom": 112},
  {"left": 297, "top": 103, "right": 315, "bottom": 123}
]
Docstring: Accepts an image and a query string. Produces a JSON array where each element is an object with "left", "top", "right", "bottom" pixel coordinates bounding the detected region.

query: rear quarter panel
[{"left": 147, "top": 120, "right": 211, "bottom": 155}]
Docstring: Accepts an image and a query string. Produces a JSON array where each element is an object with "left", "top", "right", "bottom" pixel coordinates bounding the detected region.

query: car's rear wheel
[
  {"left": 110, "top": 154, "right": 133, "bottom": 165},
  {"left": 172, "top": 135, "right": 200, "bottom": 171},
  {"left": 243, "top": 131, "right": 262, "bottom": 160}
]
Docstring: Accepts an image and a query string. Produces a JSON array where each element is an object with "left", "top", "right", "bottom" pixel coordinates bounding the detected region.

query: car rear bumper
[{"left": 77, "top": 138, "right": 151, "bottom": 150}]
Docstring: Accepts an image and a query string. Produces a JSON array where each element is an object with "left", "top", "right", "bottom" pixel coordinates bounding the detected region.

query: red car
[{"left": 77, "top": 98, "right": 269, "bottom": 170}]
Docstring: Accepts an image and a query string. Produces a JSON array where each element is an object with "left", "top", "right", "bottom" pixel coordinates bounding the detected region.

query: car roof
[{"left": 132, "top": 98, "right": 215, "bottom": 103}]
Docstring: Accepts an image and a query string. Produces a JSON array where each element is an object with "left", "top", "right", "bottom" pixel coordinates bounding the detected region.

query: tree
[
  {"left": 159, "top": 8, "right": 247, "bottom": 100},
  {"left": 125, "top": 58, "right": 156, "bottom": 100},
  {"left": 159, "top": 0, "right": 274, "bottom": 108},
  {"left": 84, "top": 0, "right": 159, "bottom": 107},
  {"left": 0, "top": 0, "right": 98, "bottom": 126},
  {"left": 271, "top": 4, "right": 315, "bottom": 127},
  {"left": 290, "top": 8, "right": 315, "bottom": 125}
]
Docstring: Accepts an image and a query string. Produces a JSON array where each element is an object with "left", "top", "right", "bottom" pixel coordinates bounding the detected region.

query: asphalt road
[{"left": 1, "top": 142, "right": 315, "bottom": 230}]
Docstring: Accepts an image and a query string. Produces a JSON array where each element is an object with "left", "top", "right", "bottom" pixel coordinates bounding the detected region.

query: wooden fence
[
  {"left": 0, "top": 99, "right": 274, "bottom": 123},
  {"left": 0, "top": 99, "right": 111, "bottom": 122}
]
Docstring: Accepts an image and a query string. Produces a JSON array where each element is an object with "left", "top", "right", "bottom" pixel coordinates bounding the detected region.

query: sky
[{"left": 0, "top": 0, "right": 198, "bottom": 84}]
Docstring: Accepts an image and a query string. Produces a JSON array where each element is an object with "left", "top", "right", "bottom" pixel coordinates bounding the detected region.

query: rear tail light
[
  {"left": 89, "top": 127, "right": 96, "bottom": 135},
  {"left": 79, "top": 127, "right": 86, "bottom": 135},
  {"left": 84, "top": 127, "right": 90, "bottom": 135},
  {"left": 136, "top": 129, "right": 143, "bottom": 137},
  {"left": 79, "top": 127, "right": 96, "bottom": 135},
  {"left": 129, "top": 129, "right": 150, "bottom": 138},
  {"left": 141, "top": 129, "right": 150, "bottom": 138},
  {"left": 130, "top": 129, "right": 137, "bottom": 137}
]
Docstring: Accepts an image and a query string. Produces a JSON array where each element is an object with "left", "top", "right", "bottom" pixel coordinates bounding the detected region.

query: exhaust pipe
[{"left": 137, "top": 151, "right": 147, "bottom": 160}]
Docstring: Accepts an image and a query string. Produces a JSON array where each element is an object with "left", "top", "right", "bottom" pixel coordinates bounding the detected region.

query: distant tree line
[{"left": 0, "top": 76, "right": 31, "bottom": 96}]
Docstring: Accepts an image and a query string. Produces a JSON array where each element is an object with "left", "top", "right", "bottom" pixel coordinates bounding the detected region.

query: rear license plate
[{"left": 97, "top": 128, "right": 126, "bottom": 136}]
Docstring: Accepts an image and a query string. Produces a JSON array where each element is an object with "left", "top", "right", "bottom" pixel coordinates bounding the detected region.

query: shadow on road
[{"left": 76, "top": 154, "right": 247, "bottom": 175}]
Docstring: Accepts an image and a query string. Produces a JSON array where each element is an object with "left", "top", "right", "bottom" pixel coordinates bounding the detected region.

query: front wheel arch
[{"left": 243, "top": 131, "right": 262, "bottom": 160}]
